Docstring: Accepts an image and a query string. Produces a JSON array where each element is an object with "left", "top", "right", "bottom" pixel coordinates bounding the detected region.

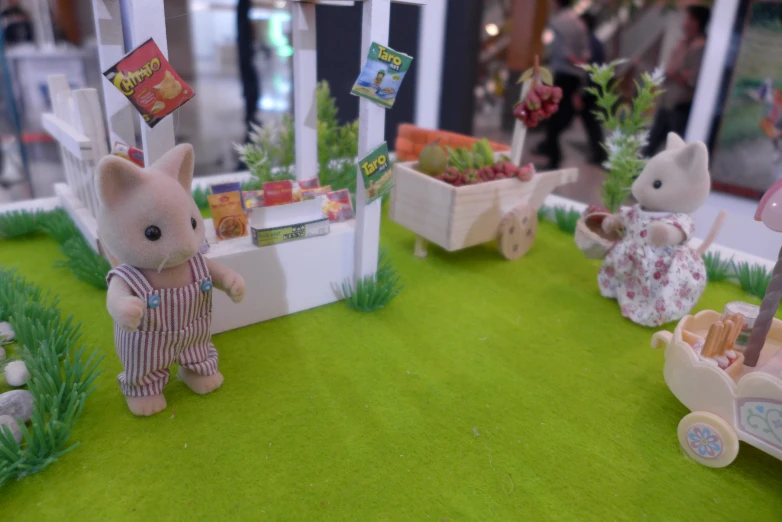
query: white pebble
[
  {"left": 4, "top": 361, "right": 30, "bottom": 387},
  {"left": 0, "top": 322, "right": 13, "bottom": 342},
  {"left": 0, "top": 390, "right": 33, "bottom": 422},
  {"left": 0, "top": 415, "right": 22, "bottom": 443}
]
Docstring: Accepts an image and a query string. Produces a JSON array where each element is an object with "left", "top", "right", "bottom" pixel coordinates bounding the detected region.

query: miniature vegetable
[
  {"left": 513, "top": 58, "right": 562, "bottom": 128},
  {"left": 435, "top": 162, "right": 535, "bottom": 187},
  {"left": 417, "top": 141, "right": 448, "bottom": 175}
]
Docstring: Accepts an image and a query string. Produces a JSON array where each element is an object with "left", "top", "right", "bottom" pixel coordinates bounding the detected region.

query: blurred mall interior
[{"left": 0, "top": 0, "right": 778, "bottom": 257}]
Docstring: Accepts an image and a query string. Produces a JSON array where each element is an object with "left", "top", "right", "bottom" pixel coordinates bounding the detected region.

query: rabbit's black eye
[
  {"left": 145, "top": 226, "right": 162, "bottom": 241},
  {"left": 653, "top": 180, "right": 662, "bottom": 189},
  {"left": 191, "top": 217, "right": 197, "bottom": 230}
]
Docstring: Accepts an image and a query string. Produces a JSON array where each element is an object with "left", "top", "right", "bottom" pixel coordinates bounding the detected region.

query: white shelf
[{"left": 206, "top": 219, "right": 357, "bottom": 334}]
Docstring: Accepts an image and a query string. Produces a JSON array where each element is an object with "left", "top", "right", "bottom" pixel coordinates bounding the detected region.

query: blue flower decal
[
  {"left": 148, "top": 295, "right": 161, "bottom": 309},
  {"left": 200, "top": 280, "right": 213, "bottom": 293},
  {"left": 687, "top": 425, "right": 722, "bottom": 458}
]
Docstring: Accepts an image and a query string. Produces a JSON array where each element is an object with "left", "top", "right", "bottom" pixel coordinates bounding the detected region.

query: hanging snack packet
[
  {"left": 103, "top": 38, "right": 195, "bottom": 128},
  {"left": 112, "top": 141, "right": 145, "bottom": 167},
  {"left": 208, "top": 192, "right": 248, "bottom": 240},
  {"left": 323, "top": 189, "right": 355, "bottom": 222},
  {"left": 351, "top": 42, "right": 412, "bottom": 109}
]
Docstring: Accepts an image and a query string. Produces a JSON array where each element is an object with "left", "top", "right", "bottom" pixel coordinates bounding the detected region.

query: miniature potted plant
[{"left": 575, "top": 60, "right": 665, "bottom": 258}]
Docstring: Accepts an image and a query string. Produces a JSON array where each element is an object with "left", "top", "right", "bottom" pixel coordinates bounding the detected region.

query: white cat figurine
[{"left": 598, "top": 133, "right": 721, "bottom": 327}]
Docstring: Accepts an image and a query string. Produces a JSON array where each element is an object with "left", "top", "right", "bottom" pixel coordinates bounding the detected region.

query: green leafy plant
[
  {"left": 0, "top": 268, "right": 102, "bottom": 487},
  {"left": 702, "top": 252, "right": 735, "bottom": 282},
  {"left": 342, "top": 249, "right": 403, "bottom": 312},
  {"left": 234, "top": 81, "right": 360, "bottom": 195},
  {"left": 735, "top": 261, "right": 772, "bottom": 298},
  {"left": 537, "top": 205, "right": 549, "bottom": 222},
  {"left": 582, "top": 61, "right": 665, "bottom": 212},
  {"left": 553, "top": 206, "right": 581, "bottom": 234},
  {"left": 192, "top": 186, "right": 210, "bottom": 211},
  {"left": 0, "top": 209, "right": 110, "bottom": 290}
]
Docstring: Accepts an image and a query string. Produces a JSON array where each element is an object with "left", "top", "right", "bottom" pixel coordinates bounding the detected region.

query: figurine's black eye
[
  {"left": 145, "top": 226, "right": 162, "bottom": 241},
  {"left": 191, "top": 217, "right": 197, "bottom": 230},
  {"left": 653, "top": 180, "right": 662, "bottom": 189}
]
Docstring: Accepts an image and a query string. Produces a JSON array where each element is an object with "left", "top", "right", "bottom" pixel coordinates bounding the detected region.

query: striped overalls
[{"left": 106, "top": 253, "right": 218, "bottom": 397}]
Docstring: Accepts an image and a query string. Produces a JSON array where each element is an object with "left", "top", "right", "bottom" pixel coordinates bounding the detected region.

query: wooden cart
[
  {"left": 389, "top": 162, "right": 578, "bottom": 259},
  {"left": 652, "top": 310, "right": 782, "bottom": 467}
]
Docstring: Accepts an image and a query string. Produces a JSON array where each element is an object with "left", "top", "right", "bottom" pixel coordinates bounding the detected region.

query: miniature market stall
[{"left": 41, "top": 0, "right": 426, "bottom": 334}]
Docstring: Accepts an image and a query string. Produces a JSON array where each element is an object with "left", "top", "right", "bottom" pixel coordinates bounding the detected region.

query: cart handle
[{"left": 651, "top": 331, "right": 673, "bottom": 349}]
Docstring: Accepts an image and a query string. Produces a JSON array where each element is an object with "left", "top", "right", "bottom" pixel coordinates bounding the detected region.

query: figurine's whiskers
[{"left": 157, "top": 254, "right": 171, "bottom": 273}]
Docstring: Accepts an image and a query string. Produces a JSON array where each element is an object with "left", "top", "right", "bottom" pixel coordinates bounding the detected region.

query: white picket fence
[{"left": 41, "top": 74, "right": 108, "bottom": 253}]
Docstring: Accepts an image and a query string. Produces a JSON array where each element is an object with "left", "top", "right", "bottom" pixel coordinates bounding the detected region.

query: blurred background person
[
  {"left": 237, "top": 0, "right": 260, "bottom": 143},
  {"left": 644, "top": 4, "right": 710, "bottom": 156},
  {"left": 537, "top": 0, "right": 589, "bottom": 169},
  {"left": 1, "top": 0, "right": 33, "bottom": 46},
  {"left": 572, "top": 11, "right": 606, "bottom": 166}
]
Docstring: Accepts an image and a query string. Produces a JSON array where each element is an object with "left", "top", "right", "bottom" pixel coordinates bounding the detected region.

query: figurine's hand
[
  {"left": 224, "top": 272, "right": 245, "bottom": 304},
  {"left": 111, "top": 296, "right": 145, "bottom": 332},
  {"left": 602, "top": 214, "right": 622, "bottom": 235},
  {"left": 649, "top": 222, "right": 685, "bottom": 247}
]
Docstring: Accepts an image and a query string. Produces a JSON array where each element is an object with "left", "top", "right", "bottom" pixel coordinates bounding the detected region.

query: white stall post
[
  {"left": 414, "top": 0, "right": 446, "bottom": 129},
  {"left": 291, "top": 2, "right": 319, "bottom": 181},
  {"left": 354, "top": 0, "right": 391, "bottom": 281},
  {"left": 122, "top": 0, "right": 176, "bottom": 164},
  {"left": 92, "top": 0, "right": 136, "bottom": 148}
]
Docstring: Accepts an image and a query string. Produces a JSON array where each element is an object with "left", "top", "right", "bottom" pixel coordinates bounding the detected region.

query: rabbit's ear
[
  {"left": 674, "top": 142, "right": 709, "bottom": 181},
  {"left": 95, "top": 156, "right": 144, "bottom": 208},
  {"left": 151, "top": 143, "right": 194, "bottom": 191},
  {"left": 665, "top": 132, "right": 686, "bottom": 150}
]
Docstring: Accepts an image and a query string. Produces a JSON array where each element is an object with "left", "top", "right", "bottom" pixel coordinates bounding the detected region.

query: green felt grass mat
[{"left": 1, "top": 216, "right": 781, "bottom": 521}]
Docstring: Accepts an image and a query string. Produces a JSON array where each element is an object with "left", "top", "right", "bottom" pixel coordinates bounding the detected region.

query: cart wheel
[
  {"left": 498, "top": 204, "right": 538, "bottom": 260},
  {"left": 677, "top": 411, "right": 739, "bottom": 468}
]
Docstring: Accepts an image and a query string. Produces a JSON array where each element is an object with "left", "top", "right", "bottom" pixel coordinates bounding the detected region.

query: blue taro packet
[{"left": 351, "top": 42, "right": 413, "bottom": 109}]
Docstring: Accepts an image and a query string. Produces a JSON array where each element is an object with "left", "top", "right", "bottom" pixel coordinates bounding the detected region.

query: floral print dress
[{"left": 598, "top": 205, "right": 706, "bottom": 327}]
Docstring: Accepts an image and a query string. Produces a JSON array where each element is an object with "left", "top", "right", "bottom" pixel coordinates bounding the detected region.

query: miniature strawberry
[
  {"left": 543, "top": 102, "right": 559, "bottom": 116},
  {"left": 538, "top": 84, "right": 552, "bottom": 101},
  {"left": 551, "top": 87, "right": 563, "bottom": 104}
]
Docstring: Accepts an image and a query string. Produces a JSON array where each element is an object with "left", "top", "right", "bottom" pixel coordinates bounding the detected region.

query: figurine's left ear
[
  {"left": 151, "top": 143, "right": 195, "bottom": 191},
  {"left": 675, "top": 142, "right": 709, "bottom": 179},
  {"left": 665, "top": 132, "right": 686, "bottom": 150}
]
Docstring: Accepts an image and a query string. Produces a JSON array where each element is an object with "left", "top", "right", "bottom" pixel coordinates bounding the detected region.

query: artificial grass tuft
[
  {"left": 342, "top": 248, "right": 403, "bottom": 312},
  {"left": 702, "top": 251, "right": 735, "bottom": 282},
  {"left": 54, "top": 236, "right": 111, "bottom": 290},
  {"left": 0, "top": 210, "right": 42, "bottom": 239},
  {"left": 553, "top": 205, "right": 581, "bottom": 234},
  {"left": 0, "top": 209, "right": 109, "bottom": 290},
  {"left": 735, "top": 261, "right": 772, "bottom": 298},
  {"left": 0, "top": 268, "right": 102, "bottom": 487}
]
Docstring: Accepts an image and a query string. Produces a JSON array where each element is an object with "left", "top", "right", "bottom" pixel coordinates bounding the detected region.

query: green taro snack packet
[
  {"left": 359, "top": 142, "right": 393, "bottom": 204},
  {"left": 351, "top": 42, "right": 412, "bottom": 109}
]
